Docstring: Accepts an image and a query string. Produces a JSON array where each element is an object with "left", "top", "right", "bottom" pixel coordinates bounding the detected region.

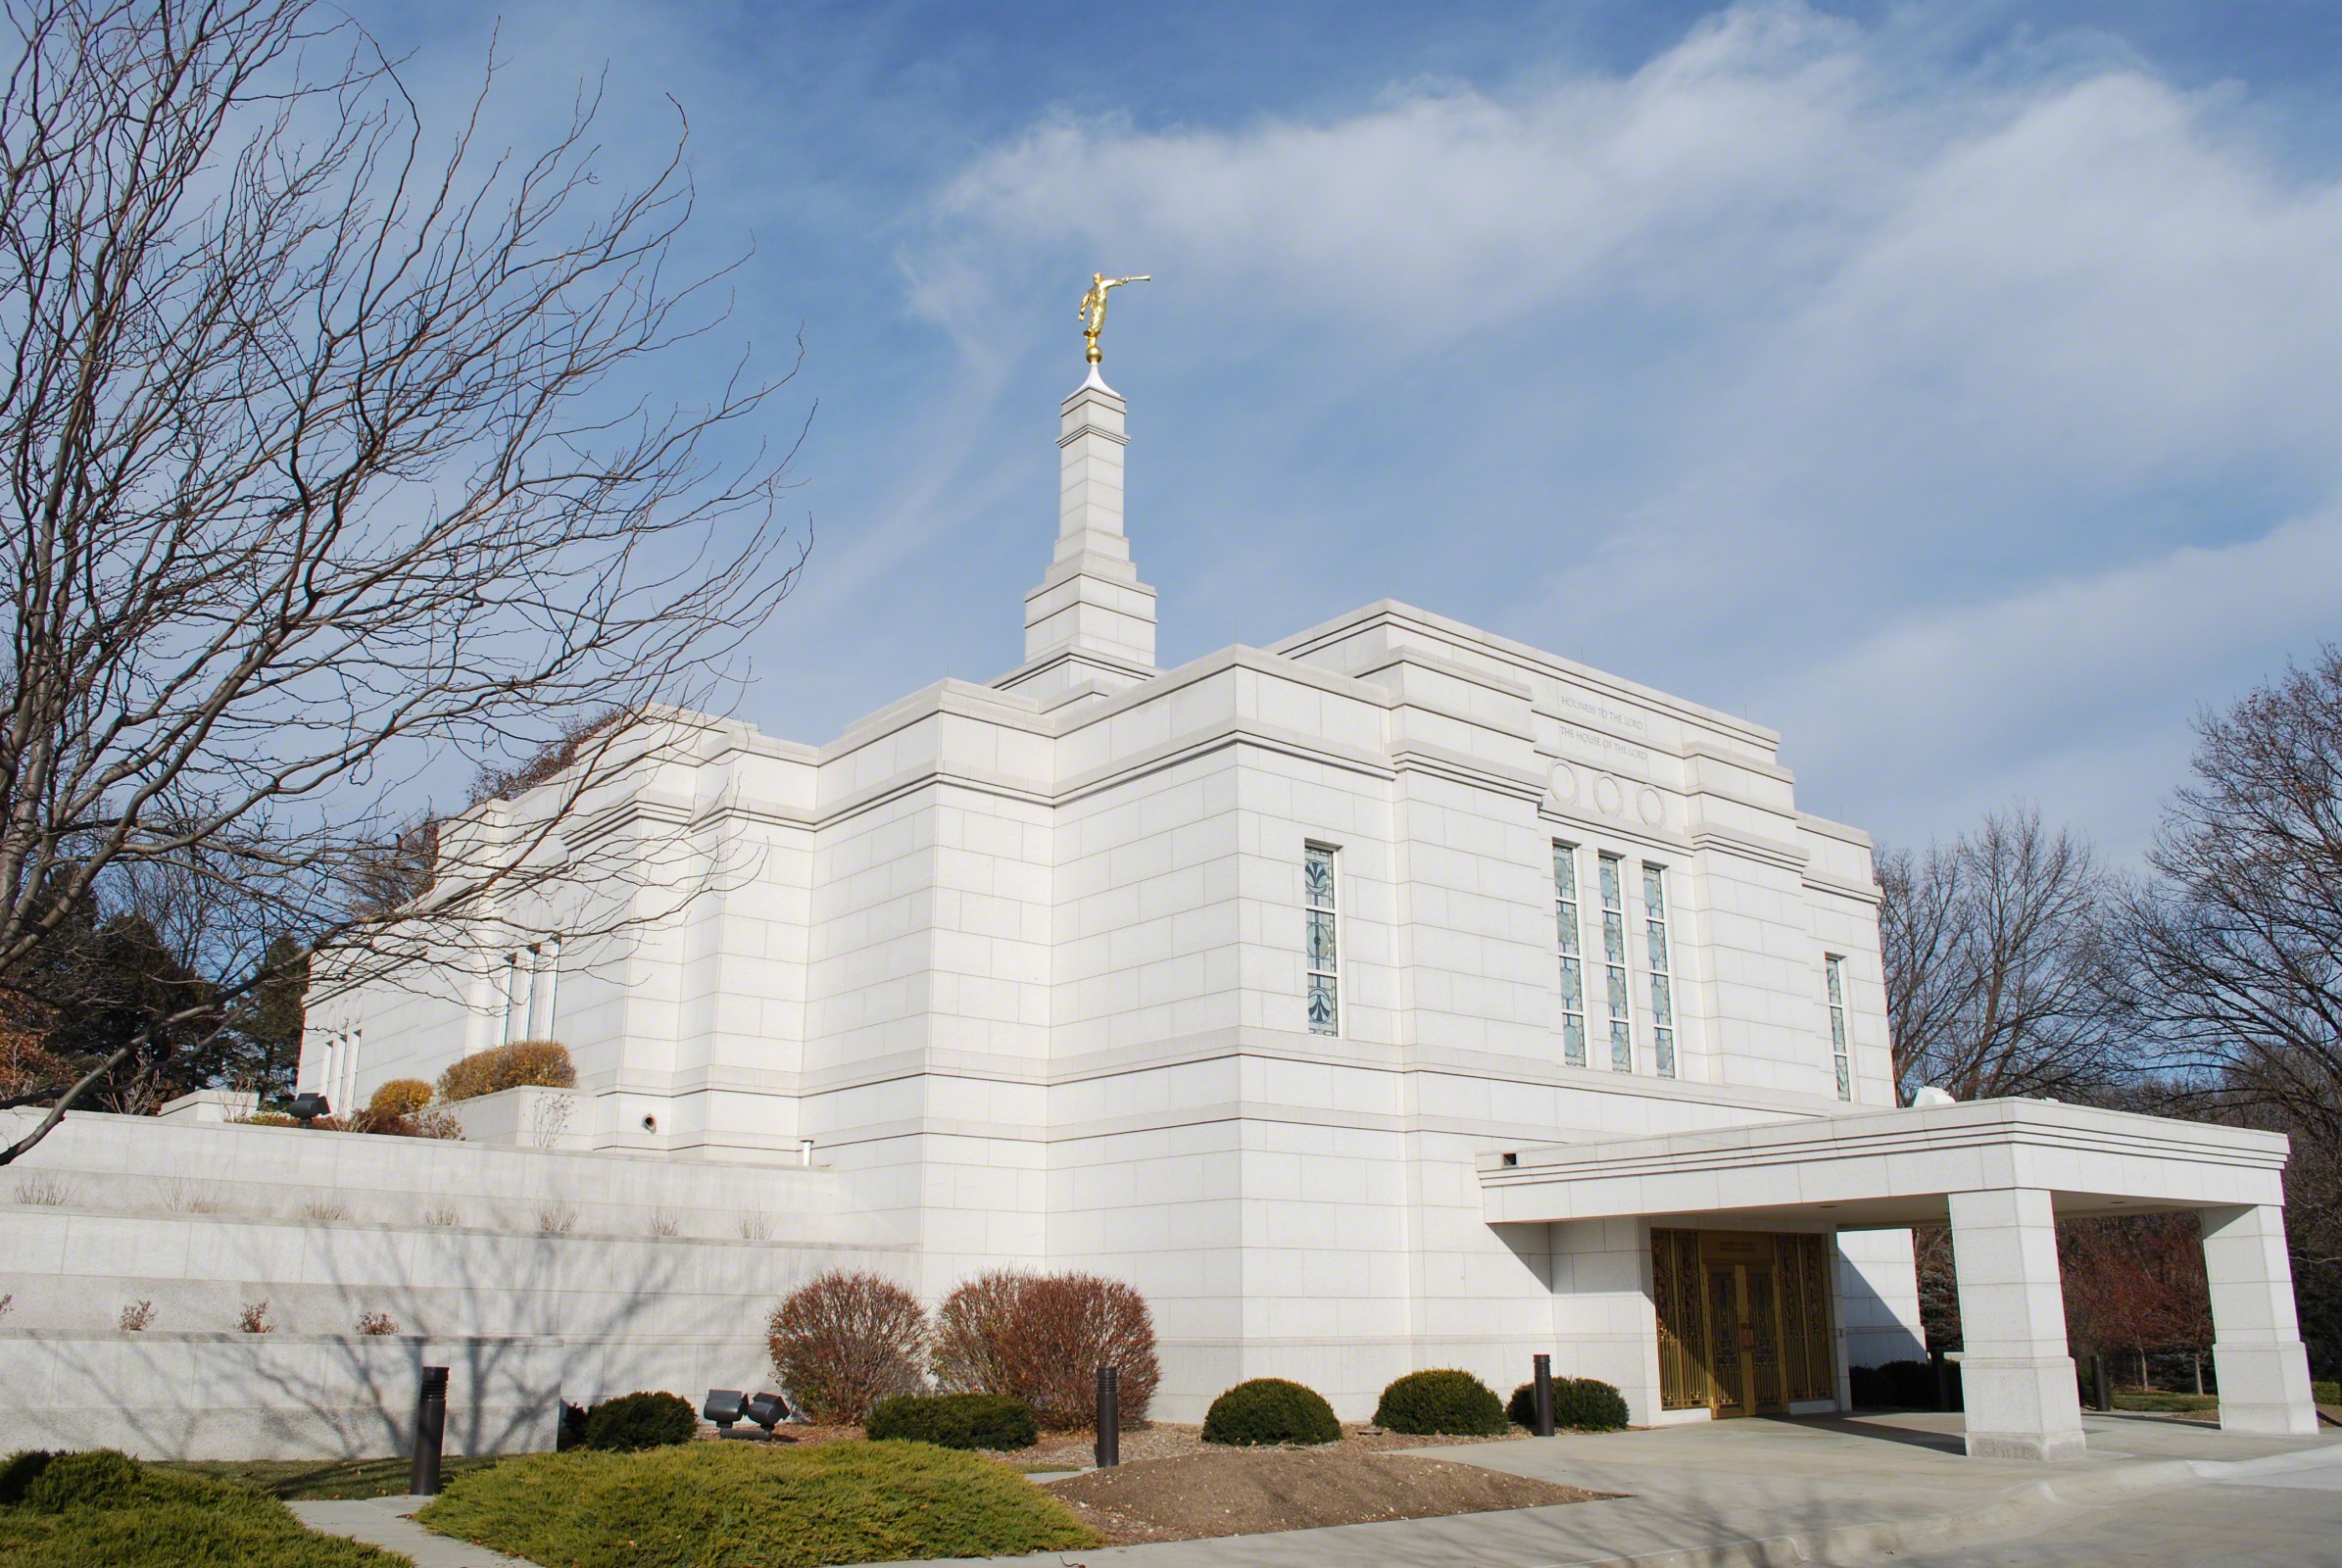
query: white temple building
[{"left": 283, "top": 352, "right": 2318, "bottom": 1462}]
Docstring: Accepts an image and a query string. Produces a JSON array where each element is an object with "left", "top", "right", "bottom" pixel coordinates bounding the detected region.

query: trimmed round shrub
[
  {"left": 0, "top": 1450, "right": 58, "bottom": 1505},
  {"left": 581, "top": 1391, "right": 697, "bottom": 1451},
  {"left": 1556, "top": 1378, "right": 1629, "bottom": 1431},
  {"left": 1374, "top": 1369, "right": 1507, "bottom": 1436},
  {"left": 1201, "top": 1378, "right": 1342, "bottom": 1446},
  {"left": 865, "top": 1392, "right": 1039, "bottom": 1450},
  {"left": 436, "top": 1039, "right": 575, "bottom": 1103},
  {"left": 24, "top": 1448, "right": 141, "bottom": 1511},
  {"left": 932, "top": 1269, "right": 1160, "bottom": 1429},
  {"left": 768, "top": 1270, "right": 930, "bottom": 1422},
  {"left": 1507, "top": 1375, "right": 1630, "bottom": 1432}
]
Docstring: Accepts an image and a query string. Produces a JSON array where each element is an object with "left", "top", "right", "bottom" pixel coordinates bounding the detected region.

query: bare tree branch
[
  {"left": 1878, "top": 806, "right": 2130, "bottom": 1104},
  {"left": 0, "top": 0, "right": 805, "bottom": 1161}
]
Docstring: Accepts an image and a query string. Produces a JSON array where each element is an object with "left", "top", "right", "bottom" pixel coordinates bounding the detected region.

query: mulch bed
[
  {"left": 1020, "top": 1420, "right": 1528, "bottom": 1469},
  {"left": 1046, "top": 1446, "right": 1609, "bottom": 1544},
  {"left": 701, "top": 1419, "right": 1608, "bottom": 1544}
]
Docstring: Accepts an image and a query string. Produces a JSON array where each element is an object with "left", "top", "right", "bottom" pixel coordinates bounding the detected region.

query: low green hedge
[
  {"left": 417, "top": 1438, "right": 1098, "bottom": 1566},
  {"left": 581, "top": 1391, "right": 698, "bottom": 1451},
  {"left": 1201, "top": 1378, "right": 1342, "bottom": 1446},
  {"left": 1373, "top": 1369, "right": 1507, "bottom": 1436},
  {"left": 2314, "top": 1380, "right": 2339, "bottom": 1405},
  {"left": 0, "top": 1448, "right": 400, "bottom": 1566},
  {"left": 865, "top": 1393, "right": 1038, "bottom": 1450},
  {"left": 1506, "top": 1376, "right": 1631, "bottom": 1432}
]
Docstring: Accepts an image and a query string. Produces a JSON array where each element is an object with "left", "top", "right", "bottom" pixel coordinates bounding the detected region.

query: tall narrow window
[
  {"left": 1598, "top": 854, "right": 1633, "bottom": 1072},
  {"left": 1825, "top": 955, "right": 1851, "bottom": 1101},
  {"left": 1554, "top": 842, "right": 1587, "bottom": 1068},
  {"left": 1642, "top": 864, "right": 1677, "bottom": 1078},
  {"left": 1304, "top": 844, "right": 1340, "bottom": 1037}
]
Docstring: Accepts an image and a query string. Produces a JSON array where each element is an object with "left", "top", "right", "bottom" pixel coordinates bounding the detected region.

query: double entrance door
[{"left": 1653, "top": 1229, "right": 1835, "bottom": 1417}]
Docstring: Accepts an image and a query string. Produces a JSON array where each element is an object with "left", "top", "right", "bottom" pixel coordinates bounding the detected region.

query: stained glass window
[
  {"left": 1554, "top": 842, "right": 1587, "bottom": 1067},
  {"left": 1643, "top": 864, "right": 1677, "bottom": 1078},
  {"left": 1599, "top": 854, "right": 1632, "bottom": 1071},
  {"left": 1305, "top": 844, "right": 1339, "bottom": 1037},
  {"left": 1826, "top": 954, "right": 1851, "bottom": 1101}
]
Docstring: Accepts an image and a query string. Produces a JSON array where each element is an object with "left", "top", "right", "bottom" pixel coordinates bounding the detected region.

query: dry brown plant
[
  {"left": 766, "top": 1270, "right": 928, "bottom": 1422},
  {"left": 436, "top": 1042, "right": 576, "bottom": 1104},
  {"left": 934, "top": 1270, "right": 1160, "bottom": 1429}
]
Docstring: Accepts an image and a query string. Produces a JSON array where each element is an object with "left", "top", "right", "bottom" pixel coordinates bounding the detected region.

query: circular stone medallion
[{"left": 1593, "top": 774, "right": 1625, "bottom": 816}]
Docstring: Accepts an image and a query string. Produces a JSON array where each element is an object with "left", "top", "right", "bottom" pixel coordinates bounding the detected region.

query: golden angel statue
[{"left": 1078, "top": 271, "right": 1150, "bottom": 364}]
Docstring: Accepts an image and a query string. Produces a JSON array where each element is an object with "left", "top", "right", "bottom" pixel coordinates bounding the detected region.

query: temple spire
[{"left": 997, "top": 279, "right": 1158, "bottom": 703}]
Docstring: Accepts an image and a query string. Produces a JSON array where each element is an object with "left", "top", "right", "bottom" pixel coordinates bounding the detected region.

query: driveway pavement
[
  {"left": 295, "top": 1414, "right": 2341, "bottom": 1568},
  {"left": 892, "top": 1412, "right": 2341, "bottom": 1568},
  {"left": 1811, "top": 1440, "right": 2342, "bottom": 1567}
]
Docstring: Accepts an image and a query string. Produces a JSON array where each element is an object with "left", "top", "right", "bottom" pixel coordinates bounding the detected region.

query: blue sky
[{"left": 363, "top": 1, "right": 2342, "bottom": 860}]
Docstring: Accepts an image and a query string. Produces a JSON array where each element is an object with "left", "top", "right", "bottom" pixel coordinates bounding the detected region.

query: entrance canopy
[
  {"left": 1478, "top": 1098, "right": 2288, "bottom": 1231},
  {"left": 1478, "top": 1098, "right": 2315, "bottom": 1460}
]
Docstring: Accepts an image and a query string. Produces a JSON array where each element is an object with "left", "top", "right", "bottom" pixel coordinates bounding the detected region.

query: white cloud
[{"left": 911, "top": 2, "right": 2342, "bottom": 857}]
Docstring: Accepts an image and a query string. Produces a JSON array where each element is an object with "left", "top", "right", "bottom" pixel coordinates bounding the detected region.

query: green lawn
[
  {"left": 2112, "top": 1391, "right": 2220, "bottom": 1415},
  {"left": 0, "top": 1451, "right": 404, "bottom": 1568},
  {"left": 417, "top": 1439, "right": 1098, "bottom": 1567},
  {"left": 159, "top": 1454, "right": 503, "bottom": 1500}
]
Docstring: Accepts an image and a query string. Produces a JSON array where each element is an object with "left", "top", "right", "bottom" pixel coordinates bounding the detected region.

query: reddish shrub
[
  {"left": 934, "top": 1270, "right": 1159, "bottom": 1429},
  {"left": 766, "top": 1270, "right": 928, "bottom": 1422}
]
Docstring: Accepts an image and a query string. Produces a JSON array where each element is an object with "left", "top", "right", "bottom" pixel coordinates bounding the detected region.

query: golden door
[{"left": 1654, "top": 1230, "right": 1836, "bottom": 1417}]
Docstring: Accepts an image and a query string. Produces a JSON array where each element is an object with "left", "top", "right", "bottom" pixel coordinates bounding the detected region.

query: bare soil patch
[
  {"left": 1020, "top": 1419, "right": 1526, "bottom": 1469},
  {"left": 1047, "top": 1447, "right": 1609, "bottom": 1544}
]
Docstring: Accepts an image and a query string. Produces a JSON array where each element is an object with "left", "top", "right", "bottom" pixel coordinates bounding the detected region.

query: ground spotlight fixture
[
  {"left": 703, "top": 1389, "right": 745, "bottom": 1435},
  {"left": 744, "top": 1392, "right": 790, "bottom": 1437},
  {"left": 290, "top": 1093, "right": 330, "bottom": 1125}
]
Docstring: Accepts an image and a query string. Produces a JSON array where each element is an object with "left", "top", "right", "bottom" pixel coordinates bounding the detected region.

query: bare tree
[
  {"left": 2121, "top": 648, "right": 2342, "bottom": 1371},
  {"left": 1878, "top": 807, "right": 2129, "bottom": 1104},
  {"left": 0, "top": 0, "right": 805, "bottom": 1161},
  {"left": 2123, "top": 647, "right": 2342, "bottom": 1145}
]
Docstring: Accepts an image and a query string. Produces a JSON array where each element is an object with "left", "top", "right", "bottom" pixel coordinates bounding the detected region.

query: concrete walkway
[
  {"left": 294, "top": 1415, "right": 2342, "bottom": 1568},
  {"left": 892, "top": 1413, "right": 2342, "bottom": 1568},
  {"left": 1810, "top": 1437, "right": 2342, "bottom": 1565},
  {"left": 289, "top": 1494, "right": 530, "bottom": 1567}
]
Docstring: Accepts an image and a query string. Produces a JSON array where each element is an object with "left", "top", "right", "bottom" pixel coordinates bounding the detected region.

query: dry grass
[{"left": 1049, "top": 1446, "right": 1607, "bottom": 1545}]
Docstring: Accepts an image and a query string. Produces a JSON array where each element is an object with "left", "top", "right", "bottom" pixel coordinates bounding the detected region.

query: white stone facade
[
  {"left": 283, "top": 366, "right": 1922, "bottom": 1427},
  {"left": 203, "top": 360, "right": 2311, "bottom": 1449}
]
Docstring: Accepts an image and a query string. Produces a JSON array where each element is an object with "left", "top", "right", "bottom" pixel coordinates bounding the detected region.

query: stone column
[
  {"left": 1947, "top": 1187, "right": 2086, "bottom": 1460},
  {"left": 2200, "top": 1203, "right": 2318, "bottom": 1435}
]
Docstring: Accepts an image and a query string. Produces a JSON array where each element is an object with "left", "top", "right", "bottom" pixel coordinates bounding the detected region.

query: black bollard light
[
  {"left": 1532, "top": 1353, "right": 1557, "bottom": 1436},
  {"left": 1931, "top": 1348, "right": 1951, "bottom": 1411},
  {"left": 2091, "top": 1353, "right": 2112, "bottom": 1413},
  {"left": 411, "top": 1365, "right": 449, "bottom": 1496},
  {"left": 1094, "top": 1365, "right": 1120, "bottom": 1469}
]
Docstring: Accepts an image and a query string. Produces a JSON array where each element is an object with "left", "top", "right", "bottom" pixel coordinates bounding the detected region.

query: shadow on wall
[{"left": 0, "top": 1113, "right": 916, "bottom": 1460}]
